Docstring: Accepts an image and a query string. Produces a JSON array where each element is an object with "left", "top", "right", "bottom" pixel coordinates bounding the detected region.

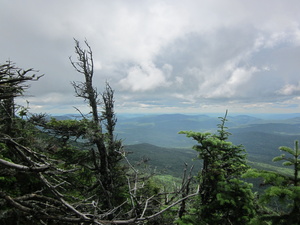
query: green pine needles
[
  {"left": 247, "top": 139, "right": 300, "bottom": 224},
  {"left": 179, "top": 111, "right": 256, "bottom": 225}
]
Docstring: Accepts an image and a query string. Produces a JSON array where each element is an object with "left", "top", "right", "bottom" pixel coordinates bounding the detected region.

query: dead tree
[
  {"left": 0, "top": 61, "right": 42, "bottom": 136},
  {"left": 68, "top": 40, "right": 199, "bottom": 222},
  {"left": 70, "top": 39, "right": 124, "bottom": 211}
]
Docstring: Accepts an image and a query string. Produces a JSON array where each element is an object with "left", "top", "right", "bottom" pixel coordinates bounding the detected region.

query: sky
[{"left": 1, "top": 0, "right": 300, "bottom": 115}]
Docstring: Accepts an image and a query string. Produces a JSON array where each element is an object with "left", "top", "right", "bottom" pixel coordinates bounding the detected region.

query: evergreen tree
[
  {"left": 247, "top": 140, "right": 300, "bottom": 224},
  {"left": 179, "top": 111, "right": 256, "bottom": 224}
]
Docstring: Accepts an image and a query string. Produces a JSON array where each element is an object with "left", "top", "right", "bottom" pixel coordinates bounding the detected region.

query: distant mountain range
[
  {"left": 116, "top": 113, "right": 300, "bottom": 175},
  {"left": 115, "top": 113, "right": 300, "bottom": 145},
  {"left": 53, "top": 113, "right": 300, "bottom": 176}
]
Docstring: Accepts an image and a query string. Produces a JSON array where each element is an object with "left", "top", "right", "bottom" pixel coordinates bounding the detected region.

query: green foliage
[
  {"left": 0, "top": 58, "right": 127, "bottom": 223},
  {"left": 44, "top": 118, "right": 90, "bottom": 143},
  {"left": 179, "top": 112, "right": 256, "bottom": 224},
  {"left": 278, "top": 145, "right": 297, "bottom": 156},
  {"left": 175, "top": 210, "right": 197, "bottom": 225},
  {"left": 246, "top": 140, "right": 300, "bottom": 224}
]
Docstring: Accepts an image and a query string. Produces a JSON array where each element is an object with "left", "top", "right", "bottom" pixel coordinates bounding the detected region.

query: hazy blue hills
[
  {"left": 230, "top": 131, "right": 298, "bottom": 161},
  {"left": 115, "top": 113, "right": 300, "bottom": 146},
  {"left": 115, "top": 113, "right": 300, "bottom": 174},
  {"left": 52, "top": 113, "right": 300, "bottom": 176},
  {"left": 231, "top": 123, "right": 300, "bottom": 134}
]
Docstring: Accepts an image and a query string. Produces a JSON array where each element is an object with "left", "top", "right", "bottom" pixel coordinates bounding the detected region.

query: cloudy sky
[{"left": 1, "top": 0, "right": 300, "bottom": 115}]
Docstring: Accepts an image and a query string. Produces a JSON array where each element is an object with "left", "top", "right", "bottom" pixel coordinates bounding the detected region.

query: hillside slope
[{"left": 54, "top": 113, "right": 300, "bottom": 176}]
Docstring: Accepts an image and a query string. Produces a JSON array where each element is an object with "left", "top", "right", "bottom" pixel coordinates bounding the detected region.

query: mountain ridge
[{"left": 51, "top": 113, "right": 300, "bottom": 171}]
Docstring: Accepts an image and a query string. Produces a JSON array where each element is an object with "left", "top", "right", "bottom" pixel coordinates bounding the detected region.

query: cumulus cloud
[
  {"left": 119, "top": 62, "right": 172, "bottom": 91},
  {"left": 277, "top": 82, "right": 300, "bottom": 95},
  {"left": 206, "top": 66, "right": 259, "bottom": 98}
]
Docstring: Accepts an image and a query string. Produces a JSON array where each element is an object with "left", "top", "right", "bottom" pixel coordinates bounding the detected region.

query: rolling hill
[
  {"left": 116, "top": 113, "right": 300, "bottom": 176},
  {"left": 53, "top": 113, "right": 300, "bottom": 176}
]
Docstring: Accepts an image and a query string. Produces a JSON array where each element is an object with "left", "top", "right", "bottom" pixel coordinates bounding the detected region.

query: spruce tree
[
  {"left": 247, "top": 140, "right": 300, "bottom": 224},
  {"left": 179, "top": 111, "right": 256, "bottom": 225}
]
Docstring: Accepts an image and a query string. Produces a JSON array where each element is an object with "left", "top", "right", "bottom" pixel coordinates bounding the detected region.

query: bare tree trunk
[{"left": 70, "top": 39, "right": 119, "bottom": 210}]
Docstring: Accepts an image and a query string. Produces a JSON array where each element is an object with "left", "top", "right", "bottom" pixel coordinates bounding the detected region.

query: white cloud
[
  {"left": 201, "top": 66, "right": 258, "bottom": 98},
  {"left": 2, "top": 0, "right": 300, "bottom": 114},
  {"left": 277, "top": 82, "right": 300, "bottom": 95},
  {"left": 119, "top": 62, "right": 171, "bottom": 91}
]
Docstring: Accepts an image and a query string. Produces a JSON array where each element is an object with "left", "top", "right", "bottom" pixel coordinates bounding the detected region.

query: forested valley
[{"left": 1, "top": 40, "right": 299, "bottom": 225}]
